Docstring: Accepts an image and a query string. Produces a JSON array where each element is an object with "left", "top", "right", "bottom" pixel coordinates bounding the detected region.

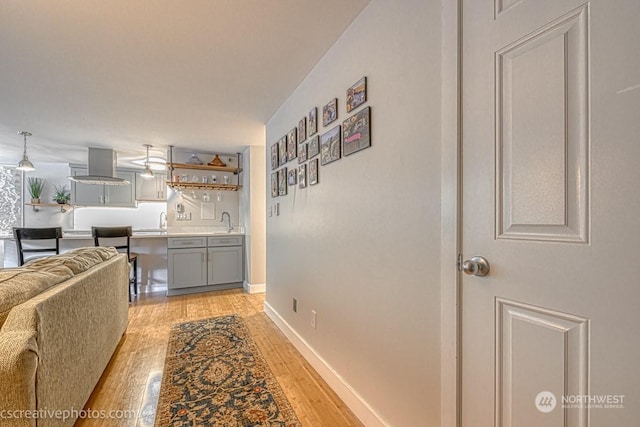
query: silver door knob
[{"left": 462, "top": 256, "right": 490, "bottom": 277}]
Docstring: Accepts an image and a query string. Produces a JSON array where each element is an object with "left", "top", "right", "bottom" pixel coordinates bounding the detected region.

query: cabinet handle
[
  {"left": 99, "top": 195, "right": 104, "bottom": 204},
  {"left": 201, "top": 253, "right": 204, "bottom": 262}
]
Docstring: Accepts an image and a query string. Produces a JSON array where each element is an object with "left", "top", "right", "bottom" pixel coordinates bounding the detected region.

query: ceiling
[{"left": 0, "top": 0, "right": 370, "bottom": 166}]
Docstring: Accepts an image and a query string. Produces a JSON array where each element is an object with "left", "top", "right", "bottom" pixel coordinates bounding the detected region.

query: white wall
[
  {"left": 74, "top": 202, "right": 165, "bottom": 230},
  {"left": 23, "top": 162, "right": 74, "bottom": 229},
  {"left": 265, "top": 0, "right": 442, "bottom": 425},
  {"left": 240, "top": 145, "right": 266, "bottom": 290}
]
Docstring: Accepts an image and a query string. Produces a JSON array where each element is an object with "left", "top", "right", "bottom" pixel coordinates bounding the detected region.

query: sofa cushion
[{"left": 0, "top": 247, "right": 119, "bottom": 328}]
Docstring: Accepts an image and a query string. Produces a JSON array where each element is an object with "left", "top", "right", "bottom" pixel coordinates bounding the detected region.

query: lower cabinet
[
  {"left": 208, "top": 246, "right": 243, "bottom": 285},
  {"left": 167, "top": 248, "right": 207, "bottom": 289},
  {"left": 167, "top": 236, "right": 243, "bottom": 294}
]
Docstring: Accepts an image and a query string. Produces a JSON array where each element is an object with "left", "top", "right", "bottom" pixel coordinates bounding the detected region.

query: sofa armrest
[{"left": 0, "top": 330, "right": 38, "bottom": 427}]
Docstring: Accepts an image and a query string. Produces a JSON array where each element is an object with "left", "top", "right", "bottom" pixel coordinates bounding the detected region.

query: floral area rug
[{"left": 155, "top": 315, "right": 301, "bottom": 426}]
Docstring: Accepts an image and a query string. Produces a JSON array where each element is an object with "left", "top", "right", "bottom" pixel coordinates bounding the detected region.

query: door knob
[{"left": 462, "top": 256, "right": 490, "bottom": 277}]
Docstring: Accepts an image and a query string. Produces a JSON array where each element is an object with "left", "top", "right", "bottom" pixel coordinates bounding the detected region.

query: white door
[{"left": 462, "top": 1, "right": 640, "bottom": 426}]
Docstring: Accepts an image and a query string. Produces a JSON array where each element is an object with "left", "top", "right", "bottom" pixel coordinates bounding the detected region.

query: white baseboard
[
  {"left": 243, "top": 281, "right": 266, "bottom": 294},
  {"left": 263, "top": 301, "right": 390, "bottom": 427}
]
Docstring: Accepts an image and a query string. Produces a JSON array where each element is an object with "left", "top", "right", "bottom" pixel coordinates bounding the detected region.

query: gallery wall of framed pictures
[{"left": 269, "top": 75, "right": 371, "bottom": 198}]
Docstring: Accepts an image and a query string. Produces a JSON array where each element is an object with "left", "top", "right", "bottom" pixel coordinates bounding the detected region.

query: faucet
[
  {"left": 159, "top": 212, "right": 167, "bottom": 230},
  {"left": 220, "top": 211, "right": 232, "bottom": 232}
]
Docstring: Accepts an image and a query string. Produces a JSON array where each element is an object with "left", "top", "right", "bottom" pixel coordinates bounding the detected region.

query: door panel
[{"left": 462, "top": 0, "right": 640, "bottom": 425}]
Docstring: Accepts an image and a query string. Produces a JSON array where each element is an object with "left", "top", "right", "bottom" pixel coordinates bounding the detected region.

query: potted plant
[
  {"left": 52, "top": 185, "right": 71, "bottom": 205},
  {"left": 27, "top": 177, "right": 45, "bottom": 204}
]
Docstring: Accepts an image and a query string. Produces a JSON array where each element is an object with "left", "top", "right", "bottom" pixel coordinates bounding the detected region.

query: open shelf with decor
[{"left": 166, "top": 146, "right": 243, "bottom": 191}]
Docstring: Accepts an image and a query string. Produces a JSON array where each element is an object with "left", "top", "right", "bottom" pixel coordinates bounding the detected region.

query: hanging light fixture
[
  {"left": 16, "top": 131, "right": 35, "bottom": 172},
  {"left": 141, "top": 144, "right": 154, "bottom": 179}
]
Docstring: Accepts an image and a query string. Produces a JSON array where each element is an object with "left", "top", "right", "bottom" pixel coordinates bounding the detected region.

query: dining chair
[
  {"left": 91, "top": 226, "right": 138, "bottom": 302},
  {"left": 13, "top": 227, "right": 63, "bottom": 266}
]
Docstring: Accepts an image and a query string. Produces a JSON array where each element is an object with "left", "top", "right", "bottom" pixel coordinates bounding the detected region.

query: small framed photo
[
  {"left": 287, "top": 169, "right": 297, "bottom": 185},
  {"left": 270, "top": 143, "right": 279, "bottom": 170},
  {"left": 309, "top": 159, "right": 319, "bottom": 185},
  {"left": 342, "top": 106, "right": 371, "bottom": 156},
  {"left": 298, "top": 164, "right": 307, "bottom": 188},
  {"left": 320, "top": 125, "right": 341, "bottom": 165},
  {"left": 271, "top": 172, "right": 278, "bottom": 198},
  {"left": 308, "top": 135, "right": 319, "bottom": 159},
  {"left": 278, "top": 136, "right": 287, "bottom": 166},
  {"left": 308, "top": 107, "right": 318, "bottom": 136},
  {"left": 287, "top": 128, "right": 297, "bottom": 161},
  {"left": 322, "top": 98, "right": 338, "bottom": 127},
  {"left": 346, "top": 77, "right": 367, "bottom": 113},
  {"left": 298, "top": 143, "right": 307, "bottom": 164},
  {"left": 278, "top": 168, "right": 287, "bottom": 196},
  {"left": 298, "top": 117, "right": 307, "bottom": 142}
]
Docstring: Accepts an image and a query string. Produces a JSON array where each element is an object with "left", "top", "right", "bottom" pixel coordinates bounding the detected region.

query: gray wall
[{"left": 265, "top": 0, "right": 442, "bottom": 425}]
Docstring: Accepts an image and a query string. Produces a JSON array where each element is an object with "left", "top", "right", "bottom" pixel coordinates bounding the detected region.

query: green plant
[
  {"left": 27, "top": 177, "right": 45, "bottom": 199},
  {"left": 52, "top": 185, "right": 70, "bottom": 204}
]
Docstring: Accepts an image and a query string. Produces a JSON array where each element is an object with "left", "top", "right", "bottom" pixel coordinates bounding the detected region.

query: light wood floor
[{"left": 78, "top": 290, "right": 362, "bottom": 426}]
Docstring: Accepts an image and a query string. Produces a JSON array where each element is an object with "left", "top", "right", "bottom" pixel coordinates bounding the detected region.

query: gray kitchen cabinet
[
  {"left": 70, "top": 167, "right": 135, "bottom": 207},
  {"left": 207, "top": 246, "right": 243, "bottom": 285},
  {"left": 167, "top": 235, "right": 243, "bottom": 295},
  {"left": 168, "top": 247, "right": 208, "bottom": 289},
  {"left": 135, "top": 172, "right": 166, "bottom": 201}
]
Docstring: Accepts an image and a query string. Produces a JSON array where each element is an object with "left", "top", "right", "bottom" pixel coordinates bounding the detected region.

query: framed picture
[
  {"left": 320, "top": 125, "right": 341, "bottom": 165},
  {"left": 342, "top": 106, "right": 371, "bottom": 156},
  {"left": 278, "top": 136, "right": 287, "bottom": 166},
  {"left": 270, "top": 143, "right": 279, "bottom": 170},
  {"left": 298, "top": 143, "right": 307, "bottom": 164},
  {"left": 308, "top": 107, "right": 318, "bottom": 136},
  {"left": 278, "top": 168, "right": 287, "bottom": 196},
  {"left": 346, "top": 77, "right": 367, "bottom": 113},
  {"left": 309, "top": 159, "right": 319, "bottom": 185},
  {"left": 298, "top": 117, "right": 307, "bottom": 142},
  {"left": 271, "top": 172, "right": 278, "bottom": 198},
  {"left": 322, "top": 98, "right": 338, "bottom": 127},
  {"left": 287, "top": 128, "right": 297, "bottom": 161},
  {"left": 308, "top": 135, "right": 319, "bottom": 159},
  {"left": 287, "top": 169, "right": 297, "bottom": 185},
  {"left": 298, "top": 164, "right": 307, "bottom": 188}
]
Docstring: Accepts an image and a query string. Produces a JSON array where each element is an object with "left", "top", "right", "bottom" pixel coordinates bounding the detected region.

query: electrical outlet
[
  {"left": 293, "top": 298, "right": 297, "bottom": 313},
  {"left": 311, "top": 310, "right": 317, "bottom": 329}
]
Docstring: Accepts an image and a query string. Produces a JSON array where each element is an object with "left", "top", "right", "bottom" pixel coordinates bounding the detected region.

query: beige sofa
[{"left": 0, "top": 247, "right": 129, "bottom": 427}]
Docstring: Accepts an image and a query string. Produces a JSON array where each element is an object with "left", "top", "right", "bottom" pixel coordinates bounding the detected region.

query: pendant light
[
  {"left": 16, "top": 131, "right": 35, "bottom": 172},
  {"left": 141, "top": 144, "right": 154, "bottom": 179}
]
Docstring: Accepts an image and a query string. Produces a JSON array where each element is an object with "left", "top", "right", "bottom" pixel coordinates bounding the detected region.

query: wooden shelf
[
  {"left": 26, "top": 203, "right": 72, "bottom": 213},
  {"left": 168, "top": 163, "right": 242, "bottom": 174},
  {"left": 165, "top": 182, "right": 242, "bottom": 191}
]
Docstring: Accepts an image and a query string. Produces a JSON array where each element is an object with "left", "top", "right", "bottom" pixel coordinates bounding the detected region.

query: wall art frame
[
  {"left": 320, "top": 125, "right": 341, "bottom": 165},
  {"left": 346, "top": 76, "right": 367, "bottom": 113},
  {"left": 322, "top": 98, "right": 338, "bottom": 127},
  {"left": 287, "top": 128, "right": 297, "bottom": 162},
  {"left": 342, "top": 106, "right": 371, "bottom": 156}
]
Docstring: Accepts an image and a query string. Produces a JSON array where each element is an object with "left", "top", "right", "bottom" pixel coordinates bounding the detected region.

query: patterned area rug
[{"left": 155, "top": 315, "right": 301, "bottom": 426}]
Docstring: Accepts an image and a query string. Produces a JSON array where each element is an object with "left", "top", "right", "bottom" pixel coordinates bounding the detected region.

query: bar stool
[
  {"left": 13, "top": 227, "right": 63, "bottom": 266},
  {"left": 91, "top": 226, "right": 138, "bottom": 301}
]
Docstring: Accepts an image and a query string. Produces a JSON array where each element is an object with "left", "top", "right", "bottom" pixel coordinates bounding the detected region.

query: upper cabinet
[
  {"left": 70, "top": 168, "right": 136, "bottom": 207},
  {"left": 135, "top": 172, "right": 166, "bottom": 201}
]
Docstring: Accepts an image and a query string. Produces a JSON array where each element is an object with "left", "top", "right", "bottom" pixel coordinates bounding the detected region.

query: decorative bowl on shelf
[
  {"left": 208, "top": 154, "right": 227, "bottom": 167},
  {"left": 185, "top": 153, "right": 203, "bottom": 165}
]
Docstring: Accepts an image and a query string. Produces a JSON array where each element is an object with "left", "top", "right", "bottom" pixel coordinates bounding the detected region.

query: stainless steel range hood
[{"left": 68, "top": 147, "right": 129, "bottom": 185}]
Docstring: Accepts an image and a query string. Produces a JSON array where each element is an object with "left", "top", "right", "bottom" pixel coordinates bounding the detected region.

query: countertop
[{"left": 0, "top": 228, "right": 244, "bottom": 240}]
